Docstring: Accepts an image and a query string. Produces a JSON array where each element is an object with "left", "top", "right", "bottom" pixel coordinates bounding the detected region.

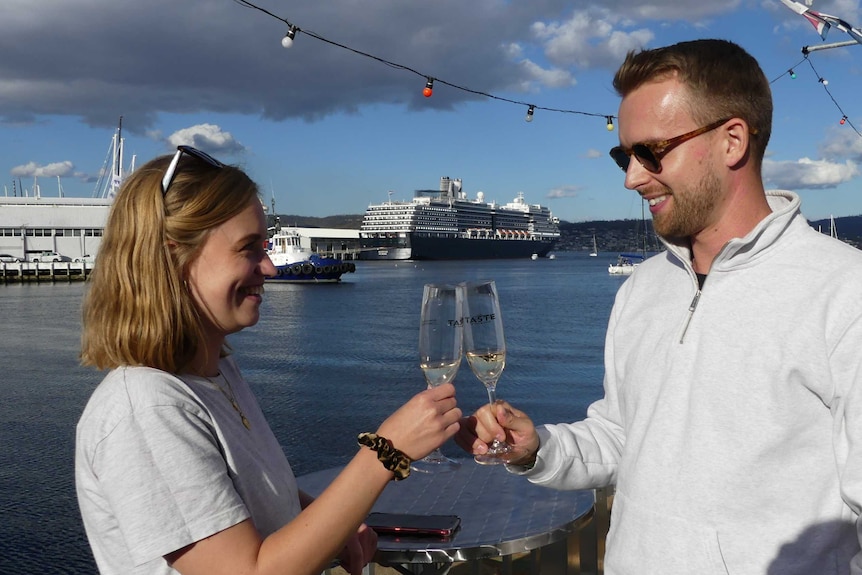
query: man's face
[{"left": 616, "top": 77, "right": 728, "bottom": 241}]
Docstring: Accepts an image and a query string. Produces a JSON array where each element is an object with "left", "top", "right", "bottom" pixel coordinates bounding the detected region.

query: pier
[{"left": 1, "top": 261, "right": 93, "bottom": 283}]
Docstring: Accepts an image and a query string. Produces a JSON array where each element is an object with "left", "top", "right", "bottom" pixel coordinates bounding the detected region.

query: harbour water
[{"left": 0, "top": 253, "right": 624, "bottom": 573}]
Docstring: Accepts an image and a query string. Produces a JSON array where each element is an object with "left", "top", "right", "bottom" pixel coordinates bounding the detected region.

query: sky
[{"left": 2, "top": 0, "right": 861, "bottom": 223}]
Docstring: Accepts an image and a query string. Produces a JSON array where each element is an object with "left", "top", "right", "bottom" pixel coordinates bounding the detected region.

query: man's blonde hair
[{"left": 613, "top": 39, "right": 772, "bottom": 168}]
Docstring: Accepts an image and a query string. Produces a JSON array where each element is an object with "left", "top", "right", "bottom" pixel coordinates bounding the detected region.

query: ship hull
[
  {"left": 266, "top": 256, "right": 356, "bottom": 283},
  {"left": 360, "top": 235, "right": 556, "bottom": 261}
]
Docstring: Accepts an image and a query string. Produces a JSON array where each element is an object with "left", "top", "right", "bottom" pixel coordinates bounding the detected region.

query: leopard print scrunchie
[{"left": 357, "top": 432, "right": 411, "bottom": 481}]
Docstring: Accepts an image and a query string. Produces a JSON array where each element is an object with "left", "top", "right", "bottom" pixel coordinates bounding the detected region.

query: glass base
[
  {"left": 473, "top": 442, "right": 529, "bottom": 466},
  {"left": 411, "top": 450, "right": 461, "bottom": 474}
]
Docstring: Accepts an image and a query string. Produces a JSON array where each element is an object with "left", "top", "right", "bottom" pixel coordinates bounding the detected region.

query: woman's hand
[
  {"left": 376, "top": 383, "right": 461, "bottom": 461},
  {"left": 336, "top": 523, "right": 377, "bottom": 575}
]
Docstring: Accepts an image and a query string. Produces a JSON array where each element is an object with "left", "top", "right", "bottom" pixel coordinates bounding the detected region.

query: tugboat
[{"left": 266, "top": 220, "right": 355, "bottom": 283}]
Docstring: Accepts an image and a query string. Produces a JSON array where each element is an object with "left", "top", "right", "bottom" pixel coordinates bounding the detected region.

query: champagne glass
[
  {"left": 413, "top": 283, "right": 462, "bottom": 473},
  {"left": 460, "top": 280, "right": 526, "bottom": 465}
]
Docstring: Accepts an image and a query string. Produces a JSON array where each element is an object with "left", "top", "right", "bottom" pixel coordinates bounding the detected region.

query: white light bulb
[{"left": 282, "top": 26, "right": 297, "bottom": 49}]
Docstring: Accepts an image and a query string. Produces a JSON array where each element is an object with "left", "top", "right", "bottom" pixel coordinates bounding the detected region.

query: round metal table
[{"left": 298, "top": 458, "right": 595, "bottom": 574}]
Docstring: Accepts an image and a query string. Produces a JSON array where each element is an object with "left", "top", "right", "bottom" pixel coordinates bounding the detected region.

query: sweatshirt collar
[{"left": 661, "top": 190, "right": 801, "bottom": 272}]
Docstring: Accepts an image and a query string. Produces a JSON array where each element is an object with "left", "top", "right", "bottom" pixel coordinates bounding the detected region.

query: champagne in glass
[
  {"left": 413, "top": 283, "right": 462, "bottom": 473},
  {"left": 460, "top": 280, "right": 526, "bottom": 465}
]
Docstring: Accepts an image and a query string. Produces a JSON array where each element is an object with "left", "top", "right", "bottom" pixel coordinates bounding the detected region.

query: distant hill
[
  {"left": 270, "top": 214, "right": 364, "bottom": 229},
  {"left": 271, "top": 213, "right": 862, "bottom": 252}
]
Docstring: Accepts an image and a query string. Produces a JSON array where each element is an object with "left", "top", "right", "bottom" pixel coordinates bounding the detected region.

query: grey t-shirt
[{"left": 75, "top": 357, "right": 301, "bottom": 574}]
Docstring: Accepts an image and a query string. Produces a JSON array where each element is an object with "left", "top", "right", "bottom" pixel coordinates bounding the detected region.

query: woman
[{"left": 75, "top": 146, "right": 461, "bottom": 575}]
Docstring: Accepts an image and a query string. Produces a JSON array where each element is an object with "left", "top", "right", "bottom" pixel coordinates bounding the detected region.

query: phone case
[{"left": 366, "top": 512, "right": 461, "bottom": 537}]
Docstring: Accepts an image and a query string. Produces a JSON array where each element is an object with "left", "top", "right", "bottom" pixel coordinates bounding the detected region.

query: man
[{"left": 456, "top": 39, "right": 862, "bottom": 574}]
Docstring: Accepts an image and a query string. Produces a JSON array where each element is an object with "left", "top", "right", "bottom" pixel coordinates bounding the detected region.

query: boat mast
[
  {"left": 109, "top": 116, "right": 124, "bottom": 199},
  {"left": 641, "top": 199, "right": 647, "bottom": 257}
]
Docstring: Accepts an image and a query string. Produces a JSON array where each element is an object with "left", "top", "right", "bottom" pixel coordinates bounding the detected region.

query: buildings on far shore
[
  {"left": 0, "top": 196, "right": 111, "bottom": 261},
  {"left": 0, "top": 195, "right": 360, "bottom": 262}
]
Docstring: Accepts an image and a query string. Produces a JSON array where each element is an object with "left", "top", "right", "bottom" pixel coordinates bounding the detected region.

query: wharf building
[{"left": 0, "top": 195, "right": 360, "bottom": 265}]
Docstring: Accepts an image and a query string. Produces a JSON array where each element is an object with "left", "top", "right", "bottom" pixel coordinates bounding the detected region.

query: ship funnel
[
  {"left": 439, "top": 176, "right": 463, "bottom": 198},
  {"left": 440, "top": 176, "right": 450, "bottom": 195},
  {"left": 451, "top": 178, "right": 462, "bottom": 198}
]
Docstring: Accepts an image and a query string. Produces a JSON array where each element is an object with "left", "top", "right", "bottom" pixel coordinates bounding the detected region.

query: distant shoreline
[{"left": 269, "top": 213, "right": 862, "bottom": 253}]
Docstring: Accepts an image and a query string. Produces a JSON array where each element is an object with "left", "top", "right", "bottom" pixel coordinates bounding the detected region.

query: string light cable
[
  {"left": 231, "top": 0, "right": 856, "bottom": 135},
  {"left": 803, "top": 56, "right": 860, "bottom": 137},
  {"left": 230, "top": 0, "right": 615, "bottom": 127},
  {"left": 771, "top": 53, "right": 860, "bottom": 138}
]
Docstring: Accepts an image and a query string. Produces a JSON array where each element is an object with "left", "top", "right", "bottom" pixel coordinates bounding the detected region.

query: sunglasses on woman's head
[
  {"left": 609, "top": 118, "right": 733, "bottom": 174},
  {"left": 161, "top": 145, "right": 226, "bottom": 196}
]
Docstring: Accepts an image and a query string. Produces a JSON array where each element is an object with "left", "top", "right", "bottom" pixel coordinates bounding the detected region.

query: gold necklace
[{"left": 204, "top": 372, "right": 251, "bottom": 430}]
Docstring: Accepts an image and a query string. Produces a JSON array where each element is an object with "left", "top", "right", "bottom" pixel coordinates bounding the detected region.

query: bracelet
[{"left": 357, "top": 432, "right": 411, "bottom": 481}]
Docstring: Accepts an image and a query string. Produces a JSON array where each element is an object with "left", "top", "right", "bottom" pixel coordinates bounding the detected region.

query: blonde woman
[{"left": 76, "top": 146, "right": 461, "bottom": 575}]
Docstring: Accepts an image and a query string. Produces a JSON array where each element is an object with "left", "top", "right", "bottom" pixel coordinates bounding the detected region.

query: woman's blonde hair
[{"left": 80, "top": 152, "right": 260, "bottom": 373}]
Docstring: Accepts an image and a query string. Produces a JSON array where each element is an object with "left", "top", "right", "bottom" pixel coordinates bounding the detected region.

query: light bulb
[
  {"left": 423, "top": 78, "right": 434, "bottom": 98},
  {"left": 789, "top": 69, "right": 797, "bottom": 79},
  {"left": 281, "top": 26, "right": 297, "bottom": 48},
  {"left": 606, "top": 116, "right": 614, "bottom": 131},
  {"left": 840, "top": 116, "right": 847, "bottom": 125},
  {"left": 819, "top": 77, "right": 828, "bottom": 86},
  {"left": 525, "top": 106, "right": 535, "bottom": 122}
]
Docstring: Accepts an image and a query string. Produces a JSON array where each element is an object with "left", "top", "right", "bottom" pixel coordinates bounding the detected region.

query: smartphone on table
[{"left": 365, "top": 512, "right": 461, "bottom": 538}]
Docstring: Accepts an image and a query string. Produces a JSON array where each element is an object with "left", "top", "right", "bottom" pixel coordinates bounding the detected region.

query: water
[{"left": 0, "top": 253, "right": 624, "bottom": 574}]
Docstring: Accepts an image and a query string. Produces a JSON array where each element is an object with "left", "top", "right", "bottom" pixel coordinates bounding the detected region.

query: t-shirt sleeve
[{"left": 92, "top": 399, "right": 250, "bottom": 566}]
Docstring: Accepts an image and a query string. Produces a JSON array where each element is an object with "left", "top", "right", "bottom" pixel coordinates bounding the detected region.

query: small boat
[
  {"left": 609, "top": 200, "right": 651, "bottom": 275},
  {"left": 266, "top": 225, "right": 355, "bottom": 283},
  {"left": 589, "top": 235, "right": 598, "bottom": 257},
  {"left": 608, "top": 253, "right": 644, "bottom": 275}
]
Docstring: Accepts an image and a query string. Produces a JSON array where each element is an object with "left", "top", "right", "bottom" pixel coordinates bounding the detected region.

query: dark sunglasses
[
  {"left": 161, "top": 145, "right": 226, "bottom": 195},
  {"left": 609, "top": 118, "right": 733, "bottom": 174}
]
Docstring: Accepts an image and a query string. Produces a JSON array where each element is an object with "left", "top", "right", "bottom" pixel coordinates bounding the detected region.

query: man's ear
[{"left": 723, "top": 119, "right": 752, "bottom": 169}]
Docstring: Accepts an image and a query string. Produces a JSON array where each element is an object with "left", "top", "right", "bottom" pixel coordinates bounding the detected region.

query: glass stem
[{"left": 485, "top": 385, "right": 498, "bottom": 407}]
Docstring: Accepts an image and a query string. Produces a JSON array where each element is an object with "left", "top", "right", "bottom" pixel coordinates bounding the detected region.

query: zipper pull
[{"left": 679, "top": 290, "right": 701, "bottom": 344}]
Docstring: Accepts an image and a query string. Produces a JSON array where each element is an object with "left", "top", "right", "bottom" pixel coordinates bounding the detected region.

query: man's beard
[{"left": 652, "top": 170, "right": 722, "bottom": 241}]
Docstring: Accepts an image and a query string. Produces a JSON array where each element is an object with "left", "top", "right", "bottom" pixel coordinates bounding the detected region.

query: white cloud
[
  {"left": 10, "top": 160, "right": 74, "bottom": 178},
  {"left": 763, "top": 157, "right": 860, "bottom": 189},
  {"left": 530, "top": 10, "right": 655, "bottom": 69},
  {"left": 820, "top": 127, "right": 862, "bottom": 162},
  {"left": 547, "top": 184, "right": 583, "bottom": 199},
  {"left": 166, "top": 124, "right": 245, "bottom": 156},
  {"left": 518, "top": 60, "right": 576, "bottom": 89}
]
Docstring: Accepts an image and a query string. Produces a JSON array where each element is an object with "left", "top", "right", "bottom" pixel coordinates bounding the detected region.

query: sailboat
[
  {"left": 589, "top": 235, "right": 598, "bottom": 257},
  {"left": 609, "top": 200, "right": 648, "bottom": 275}
]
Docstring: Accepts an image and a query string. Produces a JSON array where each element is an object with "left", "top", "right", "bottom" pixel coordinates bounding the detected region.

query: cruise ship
[{"left": 359, "top": 177, "right": 560, "bottom": 260}]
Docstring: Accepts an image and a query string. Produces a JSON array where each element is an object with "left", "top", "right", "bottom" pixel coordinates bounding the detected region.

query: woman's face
[{"left": 187, "top": 198, "right": 276, "bottom": 343}]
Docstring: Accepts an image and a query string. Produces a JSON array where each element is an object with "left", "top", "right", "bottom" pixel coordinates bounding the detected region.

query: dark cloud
[{"left": 0, "top": 0, "right": 741, "bottom": 136}]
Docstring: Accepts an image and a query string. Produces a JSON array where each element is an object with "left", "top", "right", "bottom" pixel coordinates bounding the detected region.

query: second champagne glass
[
  {"left": 460, "top": 280, "right": 526, "bottom": 465},
  {"left": 413, "top": 283, "right": 462, "bottom": 473}
]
